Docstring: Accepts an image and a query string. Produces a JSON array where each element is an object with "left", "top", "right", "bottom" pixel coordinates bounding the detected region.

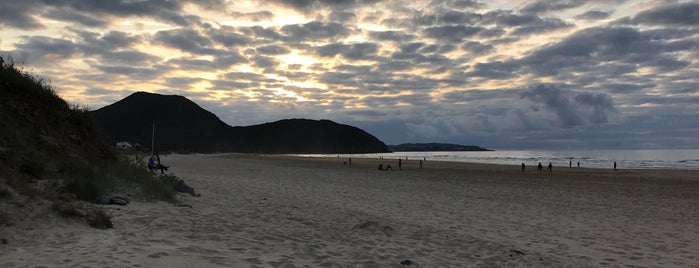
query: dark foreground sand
[{"left": 2, "top": 154, "right": 698, "bottom": 267}]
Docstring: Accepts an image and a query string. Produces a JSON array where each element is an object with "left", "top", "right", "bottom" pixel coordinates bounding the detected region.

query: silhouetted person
[
  {"left": 148, "top": 155, "right": 168, "bottom": 174},
  {"left": 521, "top": 163, "right": 525, "bottom": 173},
  {"left": 548, "top": 162, "right": 553, "bottom": 173},
  {"left": 378, "top": 163, "right": 383, "bottom": 170},
  {"left": 398, "top": 159, "right": 402, "bottom": 171},
  {"left": 577, "top": 161, "right": 580, "bottom": 168},
  {"left": 349, "top": 158, "right": 352, "bottom": 166},
  {"left": 537, "top": 162, "right": 543, "bottom": 173},
  {"left": 569, "top": 160, "right": 572, "bottom": 168},
  {"left": 614, "top": 162, "right": 617, "bottom": 170},
  {"left": 419, "top": 160, "right": 423, "bottom": 169}
]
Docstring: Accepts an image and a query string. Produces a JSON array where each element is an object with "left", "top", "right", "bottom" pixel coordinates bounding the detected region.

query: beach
[{"left": 2, "top": 154, "right": 698, "bottom": 267}]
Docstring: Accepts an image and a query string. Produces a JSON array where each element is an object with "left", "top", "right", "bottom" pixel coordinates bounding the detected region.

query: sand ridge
[{"left": 1, "top": 153, "right": 698, "bottom": 267}]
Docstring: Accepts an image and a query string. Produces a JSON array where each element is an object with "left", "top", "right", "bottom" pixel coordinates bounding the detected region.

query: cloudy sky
[{"left": 2, "top": 0, "right": 698, "bottom": 149}]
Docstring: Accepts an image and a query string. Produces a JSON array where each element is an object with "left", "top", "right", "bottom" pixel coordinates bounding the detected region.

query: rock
[{"left": 400, "top": 259, "right": 413, "bottom": 265}]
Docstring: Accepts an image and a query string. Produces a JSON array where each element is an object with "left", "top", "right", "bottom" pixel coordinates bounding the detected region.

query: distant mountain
[
  {"left": 388, "top": 143, "right": 491, "bottom": 152},
  {"left": 90, "top": 92, "right": 388, "bottom": 154}
]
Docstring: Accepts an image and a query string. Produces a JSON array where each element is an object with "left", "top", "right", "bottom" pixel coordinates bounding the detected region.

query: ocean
[{"left": 298, "top": 149, "right": 699, "bottom": 170}]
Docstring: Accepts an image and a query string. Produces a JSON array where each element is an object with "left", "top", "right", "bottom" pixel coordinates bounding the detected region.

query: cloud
[
  {"left": 315, "top": 43, "right": 378, "bottom": 60},
  {"left": 519, "top": 0, "right": 589, "bottom": 14},
  {"left": 263, "top": 0, "right": 379, "bottom": 12},
  {"left": 153, "top": 29, "right": 212, "bottom": 54},
  {"left": 575, "top": 10, "right": 611, "bottom": 21},
  {"left": 520, "top": 84, "right": 615, "bottom": 127},
  {"left": 424, "top": 25, "right": 482, "bottom": 42},
  {"left": 632, "top": 2, "right": 699, "bottom": 26},
  {"left": 280, "top": 21, "right": 351, "bottom": 42},
  {"left": 0, "top": 1, "right": 44, "bottom": 29},
  {"left": 256, "top": 45, "right": 291, "bottom": 55}
]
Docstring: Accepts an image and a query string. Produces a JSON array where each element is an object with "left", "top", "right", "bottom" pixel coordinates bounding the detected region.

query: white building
[{"left": 116, "top": 141, "right": 132, "bottom": 149}]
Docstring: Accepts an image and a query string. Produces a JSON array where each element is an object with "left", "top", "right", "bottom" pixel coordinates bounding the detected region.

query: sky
[{"left": 1, "top": 0, "right": 698, "bottom": 149}]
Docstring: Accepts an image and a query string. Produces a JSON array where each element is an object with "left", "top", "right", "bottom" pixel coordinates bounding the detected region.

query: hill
[
  {"left": 0, "top": 57, "right": 176, "bottom": 233},
  {"left": 388, "top": 143, "right": 491, "bottom": 152},
  {"left": 90, "top": 92, "right": 389, "bottom": 154}
]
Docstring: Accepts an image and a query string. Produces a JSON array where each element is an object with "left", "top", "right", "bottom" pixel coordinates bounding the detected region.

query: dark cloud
[
  {"left": 447, "top": 0, "right": 486, "bottom": 10},
  {"left": 153, "top": 29, "right": 212, "bottom": 54},
  {"left": 369, "top": 31, "right": 415, "bottom": 42},
  {"left": 424, "top": 25, "right": 482, "bottom": 42},
  {"left": 251, "top": 55, "right": 281, "bottom": 72},
  {"left": 256, "top": 45, "right": 291, "bottom": 55},
  {"left": 44, "top": 7, "right": 108, "bottom": 27},
  {"left": 462, "top": 41, "right": 494, "bottom": 55},
  {"left": 520, "top": 0, "right": 588, "bottom": 14},
  {"left": 329, "top": 11, "right": 357, "bottom": 23},
  {"left": 520, "top": 84, "right": 615, "bottom": 127},
  {"left": 482, "top": 10, "right": 573, "bottom": 35},
  {"left": 316, "top": 43, "right": 378, "bottom": 60},
  {"left": 281, "top": 21, "right": 351, "bottom": 42},
  {"left": 209, "top": 28, "right": 253, "bottom": 47},
  {"left": 214, "top": 52, "right": 248, "bottom": 67},
  {"left": 575, "top": 10, "right": 611, "bottom": 21},
  {"left": 632, "top": 2, "right": 699, "bottom": 26},
  {"left": 0, "top": 0, "right": 44, "bottom": 29},
  {"left": 11, "top": 36, "right": 80, "bottom": 64},
  {"left": 439, "top": 10, "right": 483, "bottom": 24}
]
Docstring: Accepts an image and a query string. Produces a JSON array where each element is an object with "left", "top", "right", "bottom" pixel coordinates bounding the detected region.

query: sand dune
[{"left": 2, "top": 154, "right": 698, "bottom": 267}]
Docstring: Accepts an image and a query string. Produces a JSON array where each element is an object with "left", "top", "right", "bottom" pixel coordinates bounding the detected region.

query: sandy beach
[{"left": 2, "top": 154, "right": 698, "bottom": 267}]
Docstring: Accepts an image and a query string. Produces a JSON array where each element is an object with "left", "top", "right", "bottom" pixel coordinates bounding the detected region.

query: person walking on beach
[
  {"left": 577, "top": 161, "right": 580, "bottom": 168},
  {"left": 569, "top": 160, "right": 572, "bottom": 168},
  {"left": 419, "top": 160, "right": 423, "bottom": 169},
  {"left": 398, "top": 158, "right": 402, "bottom": 171},
  {"left": 614, "top": 161, "right": 617, "bottom": 170},
  {"left": 537, "top": 162, "right": 543, "bottom": 173},
  {"left": 547, "top": 162, "right": 553, "bottom": 173},
  {"left": 521, "top": 163, "right": 526, "bottom": 173}
]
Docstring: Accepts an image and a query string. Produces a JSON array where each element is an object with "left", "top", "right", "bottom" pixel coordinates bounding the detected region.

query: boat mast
[{"left": 151, "top": 123, "right": 155, "bottom": 156}]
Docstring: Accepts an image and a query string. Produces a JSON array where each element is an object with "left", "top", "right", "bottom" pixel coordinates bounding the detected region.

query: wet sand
[{"left": 2, "top": 154, "right": 698, "bottom": 267}]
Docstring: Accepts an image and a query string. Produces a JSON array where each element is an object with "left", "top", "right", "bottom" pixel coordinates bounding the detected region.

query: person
[
  {"left": 548, "top": 162, "right": 553, "bottom": 173},
  {"left": 569, "top": 160, "right": 572, "bottom": 168},
  {"left": 349, "top": 158, "right": 352, "bottom": 166},
  {"left": 521, "top": 163, "right": 525, "bottom": 173},
  {"left": 577, "top": 161, "right": 580, "bottom": 168},
  {"left": 537, "top": 162, "right": 543, "bottom": 173},
  {"left": 614, "top": 161, "right": 617, "bottom": 170},
  {"left": 148, "top": 155, "right": 169, "bottom": 174},
  {"left": 419, "top": 160, "right": 423, "bottom": 169},
  {"left": 398, "top": 158, "right": 402, "bottom": 171}
]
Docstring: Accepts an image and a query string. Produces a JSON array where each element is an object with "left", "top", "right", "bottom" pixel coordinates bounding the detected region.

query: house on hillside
[{"left": 116, "top": 141, "right": 132, "bottom": 150}]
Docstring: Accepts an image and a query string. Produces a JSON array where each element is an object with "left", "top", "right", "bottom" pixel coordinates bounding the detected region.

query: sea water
[{"left": 299, "top": 149, "right": 699, "bottom": 170}]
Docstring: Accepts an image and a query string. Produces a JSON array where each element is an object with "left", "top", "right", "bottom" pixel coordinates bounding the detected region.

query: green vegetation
[{"left": 0, "top": 56, "right": 176, "bottom": 204}]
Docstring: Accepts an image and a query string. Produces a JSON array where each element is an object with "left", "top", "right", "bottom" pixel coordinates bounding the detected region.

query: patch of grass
[{"left": 1, "top": 56, "right": 177, "bottom": 205}]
